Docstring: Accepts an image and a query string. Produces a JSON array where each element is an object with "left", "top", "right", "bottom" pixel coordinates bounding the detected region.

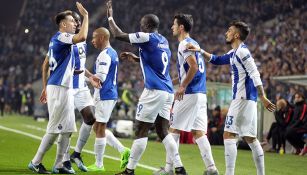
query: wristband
[{"left": 108, "top": 17, "right": 113, "bottom": 21}]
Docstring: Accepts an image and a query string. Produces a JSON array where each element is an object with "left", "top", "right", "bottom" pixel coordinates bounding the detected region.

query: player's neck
[
  {"left": 231, "top": 40, "right": 242, "bottom": 50},
  {"left": 178, "top": 32, "right": 189, "bottom": 42},
  {"left": 101, "top": 42, "right": 111, "bottom": 50}
]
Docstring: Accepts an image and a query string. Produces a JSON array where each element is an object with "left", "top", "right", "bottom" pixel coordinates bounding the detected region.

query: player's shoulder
[
  {"left": 106, "top": 47, "right": 118, "bottom": 58},
  {"left": 236, "top": 43, "right": 251, "bottom": 60}
]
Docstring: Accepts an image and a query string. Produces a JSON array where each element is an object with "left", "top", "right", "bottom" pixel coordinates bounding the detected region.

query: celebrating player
[
  {"left": 187, "top": 20, "right": 276, "bottom": 175},
  {"left": 28, "top": 2, "right": 89, "bottom": 174},
  {"left": 107, "top": 1, "right": 187, "bottom": 175},
  {"left": 155, "top": 13, "right": 219, "bottom": 175}
]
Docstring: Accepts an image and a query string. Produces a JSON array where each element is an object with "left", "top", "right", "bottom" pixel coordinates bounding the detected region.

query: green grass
[{"left": 0, "top": 114, "right": 306, "bottom": 175}]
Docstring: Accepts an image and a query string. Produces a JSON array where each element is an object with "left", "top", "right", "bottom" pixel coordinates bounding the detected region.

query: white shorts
[
  {"left": 46, "top": 85, "right": 77, "bottom": 133},
  {"left": 171, "top": 93, "right": 208, "bottom": 132},
  {"left": 136, "top": 88, "right": 174, "bottom": 123},
  {"left": 73, "top": 88, "right": 94, "bottom": 111},
  {"left": 224, "top": 99, "right": 257, "bottom": 137},
  {"left": 95, "top": 100, "right": 117, "bottom": 123}
]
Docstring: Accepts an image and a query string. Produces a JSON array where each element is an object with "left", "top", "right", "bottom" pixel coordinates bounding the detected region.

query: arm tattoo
[{"left": 256, "top": 85, "right": 265, "bottom": 97}]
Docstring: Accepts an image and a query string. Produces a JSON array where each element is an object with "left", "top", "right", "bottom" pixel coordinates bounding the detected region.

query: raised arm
[
  {"left": 106, "top": 0, "right": 129, "bottom": 42},
  {"left": 72, "top": 2, "right": 89, "bottom": 44}
]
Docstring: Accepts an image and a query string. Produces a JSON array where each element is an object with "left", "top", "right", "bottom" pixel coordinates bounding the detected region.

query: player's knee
[
  {"left": 81, "top": 106, "right": 96, "bottom": 125},
  {"left": 191, "top": 130, "right": 206, "bottom": 139}
]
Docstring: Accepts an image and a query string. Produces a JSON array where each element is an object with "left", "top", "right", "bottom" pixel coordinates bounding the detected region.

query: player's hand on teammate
[
  {"left": 40, "top": 88, "right": 47, "bottom": 104},
  {"left": 89, "top": 75, "right": 102, "bottom": 88},
  {"left": 120, "top": 52, "right": 139, "bottom": 62},
  {"left": 76, "top": 2, "right": 88, "bottom": 17},
  {"left": 186, "top": 43, "right": 201, "bottom": 52},
  {"left": 175, "top": 85, "right": 186, "bottom": 101},
  {"left": 106, "top": 0, "right": 113, "bottom": 18},
  {"left": 260, "top": 96, "right": 276, "bottom": 112}
]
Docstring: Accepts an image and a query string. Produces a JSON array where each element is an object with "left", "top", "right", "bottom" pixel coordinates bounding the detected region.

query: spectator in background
[
  {"left": 263, "top": 99, "right": 293, "bottom": 153},
  {"left": 24, "top": 83, "right": 34, "bottom": 116},
  {"left": 208, "top": 106, "right": 224, "bottom": 145},
  {"left": 285, "top": 92, "right": 307, "bottom": 154}
]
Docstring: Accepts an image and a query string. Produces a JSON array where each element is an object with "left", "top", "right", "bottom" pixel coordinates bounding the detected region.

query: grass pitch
[{"left": 0, "top": 115, "right": 306, "bottom": 175}]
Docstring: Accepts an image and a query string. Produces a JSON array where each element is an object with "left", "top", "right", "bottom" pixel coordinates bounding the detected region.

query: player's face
[
  {"left": 92, "top": 32, "right": 102, "bottom": 49},
  {"left": 74, "top": 16, "right": 82, "bottom": 34},
  {"left": 225, "top": 26, "right": 237, "bottom": 44},
  {"left": 140, "top": 17, "right": 147, "bottom": 32},
  {"left": 171, "top": 19, "right": 180, "bottom": 36},
  {"left": 62, "top": 15, "right": 77, "bottom": 34}
]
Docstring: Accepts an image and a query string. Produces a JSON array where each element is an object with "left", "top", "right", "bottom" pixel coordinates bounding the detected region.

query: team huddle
[{"left": 27, "top": 1, "right": 276, "bottom": 175}]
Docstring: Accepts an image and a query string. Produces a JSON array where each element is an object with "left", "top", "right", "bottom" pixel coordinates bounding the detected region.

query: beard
[{"left": 226, "top": 38, "right": 232, "bottom": 44}]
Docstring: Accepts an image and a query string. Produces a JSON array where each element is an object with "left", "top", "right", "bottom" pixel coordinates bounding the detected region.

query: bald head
[
  {"left": 94, "top": 27, "right": 110, "bottom": 40},
  {"left": 92, "top": 27, "right": 111, "bottom": 49},
  {"left": 276, "top": 99, "right": 287, "bottom": 111}
]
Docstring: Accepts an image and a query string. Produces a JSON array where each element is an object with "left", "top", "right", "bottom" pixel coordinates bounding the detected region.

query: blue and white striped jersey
[
  {"left": 47, "top": 32, "right": 75, "bottom": 88},
  {"left": 210, "top": 43, "right": 262, "bottom": 101},
  {"left": 72, "top": 41, "right": 87, "bottom": 89},
  {"left": 128, "top": 32, "right": 173, "bottom": 93},
  {"left": 176, "top": 37, "right": 206, "bottom": 94},
  {"left": 93, "top": 47, "right": 118, "bottom": 100}
]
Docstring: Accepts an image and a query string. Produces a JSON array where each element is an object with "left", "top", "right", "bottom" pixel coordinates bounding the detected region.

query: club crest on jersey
[
  {"left": 135, "top": 32, "right": 140, "bottom": 38},
  {"left": 65, "top": 33, "right": 70, "bottom": 37}
]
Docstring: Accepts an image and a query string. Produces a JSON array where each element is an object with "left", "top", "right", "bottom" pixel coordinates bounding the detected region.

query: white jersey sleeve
[
  {"left": 237, "top": 48, "right": 262, "bottom": 87},
  {"left": 57, "top": 33, "right": 74, "bottom": 44},
  {"left": 95, "top": 51, "right": 111, "bottom": 82},
  {"left": 129, "top": 32, "right": 150, "bottom": 43},
  {"left": 179, "top": 41, "right": 195, "bottom": 61}
]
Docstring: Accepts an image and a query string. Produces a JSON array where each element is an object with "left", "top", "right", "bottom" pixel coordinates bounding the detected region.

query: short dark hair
[
  {"left": 229, "top": 20, "right": 250, "bottom": 41},
  {"left": 174, "top": 13, "right": 193, "bottom": 32},
  {"left": 143, "top": 14, "right": 159, "bottom": 30},
  {"left": 71, "top": 11, "right": 80, "bottom": 21},
  {"left": 295, "top": 92, "right": 305, "bottom": 100},
  {"left": 54, "top": 10, "right": 73, "bottom": 25}
]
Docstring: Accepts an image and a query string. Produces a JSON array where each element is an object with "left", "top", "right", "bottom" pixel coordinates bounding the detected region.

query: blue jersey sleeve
[{"left": 209, "top": 51, "right": 233, "bottom": 65}]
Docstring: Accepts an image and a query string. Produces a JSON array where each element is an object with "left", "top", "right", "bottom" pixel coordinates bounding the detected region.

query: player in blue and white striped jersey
[
  {"left": 157, "top": 13, "right": 218, "bottom": 175},
  {"left": 107, "top": 1, "right": 187, "bottom": 175},
  {"left": 86, "top": 27, "right": 130, "bottom": 172},
  {"left": 187, "top": 21, "right": 276, "bottom": 175},
  {"left": 28, "top": 3, "right": 89, "bottom": 174}
]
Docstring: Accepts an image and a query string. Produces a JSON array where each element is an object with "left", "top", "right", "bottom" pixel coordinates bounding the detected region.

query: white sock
[
  {"left": 75, "top": 123, "right": 92, "bottom": 153},
  {"left": 224, "top": 139, "right": 238, "bottom": 175},
  {"left": 248, "top": 140, "right": 265, "bottom": 175},
  {"left": 32, "top": 133, "right": 58, "bottom": 165},
  {"left": 127, "top": 137, "right": 148, "bottom": 170},
  {"left": 163, "top": 134, "right": 183, "bottom": 169},
  {"left": 106, "top": 129, "right": 125, "bottom": 153},
  {"left": 55, "top": 133, "right": 71, "bottom": 168},
  {"left": 165, "top": 133, "right": 180, "bottom": 172},
  {"left": 94, "top": 137, "right": 106, "bottom": 168},
  {"left": 62, "top": 138, "right": 71, "bottom": 162},
  {"left": 195, "top": 135, "right": 217, "bottom": 171}
]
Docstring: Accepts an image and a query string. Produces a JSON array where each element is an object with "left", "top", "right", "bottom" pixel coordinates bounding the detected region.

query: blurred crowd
[{"left": 0, "top": 0, "right": 306, "bottom": 133}]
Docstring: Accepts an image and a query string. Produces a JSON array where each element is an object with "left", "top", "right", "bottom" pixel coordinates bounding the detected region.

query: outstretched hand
[
  {"left": 186, "top": 43, "right": 201, "bottom": 52},
  {"left": 76, "top": 2, "right": 88, "bottom": 16},
  {"left": 106, "top": 0, "right": 113, "bottom": 18},
  {"left": 261, "top": 96, "right": 276, "bottom": 112},
  {"left": 120, "top": 52, "right": 139, "bottom": 62}
]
